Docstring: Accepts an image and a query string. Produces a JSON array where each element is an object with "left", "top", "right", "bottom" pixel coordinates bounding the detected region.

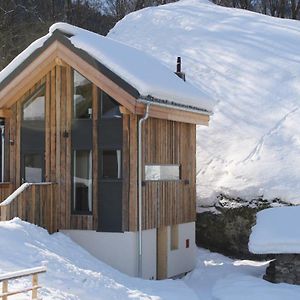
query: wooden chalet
[{"left": 0, "top": 23, "right": 214, "bottom": 279}]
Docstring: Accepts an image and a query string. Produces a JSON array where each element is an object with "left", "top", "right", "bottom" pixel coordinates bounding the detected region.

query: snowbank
[
  {"left": 0, "top": 218, "right": 198, "bottom": 300},
  {"left": 1, "top": 218, "right": 299, "bottom": 300},
  {"left": 0, "top": 22, "right": 215, "bottom": 113},
  {"left": 249, "top": 206, "right": 300, "bottom": 254},
  {"left": 109, "top": 0, "right": 300, "bottom": 205}
]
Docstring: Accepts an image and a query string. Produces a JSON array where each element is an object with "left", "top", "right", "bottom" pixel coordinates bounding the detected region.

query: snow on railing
[
  {"left": 0, "top": 182, "right": 57, "bottom": 233},
  {"left": 0, "top": 266, "right": 46, "bottom": 300},
  {"left": 0, "top": 182, "right": 53, "bottom": 207}
]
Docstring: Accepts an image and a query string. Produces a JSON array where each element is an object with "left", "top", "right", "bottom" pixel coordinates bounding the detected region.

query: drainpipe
[
  {"left": 0, "top": 123, "right": 4, "bottom": 182},
  {"left": 138, "top": 103, "right": 150, "bottom": 278}
]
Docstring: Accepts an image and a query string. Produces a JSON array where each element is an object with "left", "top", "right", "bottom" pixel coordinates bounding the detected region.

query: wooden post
[
  {"left": 1, "top": 206, "right": 7, "bottom": 221},
  {"left": 157, "top": 226, "right": 168, "bottom": 280},
  {"left": 2, "top": 280, "right": 8, "bottom": 300},
  {"left": 32, "top": 274, "right": 38, "bottom": 299}
]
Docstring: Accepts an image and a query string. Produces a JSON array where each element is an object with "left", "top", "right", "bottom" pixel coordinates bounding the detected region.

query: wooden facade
[
  {"left": 0, "top": 25, "right": 209, "bottom": 238},
  {"left": 0, "top": 62, "right": 197, "bottom": 234}
]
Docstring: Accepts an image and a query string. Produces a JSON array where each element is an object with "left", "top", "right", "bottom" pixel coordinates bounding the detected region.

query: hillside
[{"left": 109, "top": 0, "right": 300, "bottom": 206}]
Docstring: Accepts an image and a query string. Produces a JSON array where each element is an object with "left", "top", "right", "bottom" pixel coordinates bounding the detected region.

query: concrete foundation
[{"left": 62, "top": 221, "right": 196, "bottom": 279}]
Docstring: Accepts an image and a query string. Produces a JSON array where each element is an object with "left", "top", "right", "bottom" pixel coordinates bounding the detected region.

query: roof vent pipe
[{"left": 175, "top": 57, "right": 186, "bottom": 81}]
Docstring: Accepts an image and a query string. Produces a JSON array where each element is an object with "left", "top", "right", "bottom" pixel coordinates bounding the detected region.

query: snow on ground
[
  {"left": 186, "top": 248, "right": 300, "bottom": 300},
  {"left": 0, "top": 218, "right": 197, "bottom": 300},
  {"left": 109, "top": 0, "right": 300, "bottom": 206},
  {"left": 249, "top": 206, "right": 300, "bottom": 254},
  {"left": 1, "top": 218, "right": 300, "bottom": 300}
]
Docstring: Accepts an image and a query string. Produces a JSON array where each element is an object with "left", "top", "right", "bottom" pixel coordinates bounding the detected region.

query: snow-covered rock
[
  {"left": 109, "top": 0, "right": 300, "bottom": 206},
  {"left": 249, "top": 206, "right": 300, "bottom": 254}
]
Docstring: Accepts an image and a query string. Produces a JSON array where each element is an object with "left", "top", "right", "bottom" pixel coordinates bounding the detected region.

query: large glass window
[
  {"left": 73, "top": 71, "right": 93, "bottom": 119},
  {"left": 100, "top": 91, "right": 121, "bottom": 118},
  {"left": 73, "top": 150, "right": 92, "bottom": 213},
  {"left": 24, "top": 154, "right": 43, "bottom": 183},
  {"left": 23, "top": 86, "right": 45, "bottom": 121},
  {"left": 145, "top": 165, "right": 180, "bottom": 181},
  {"left": 101, "top": 150, "right": 122, "bottom": 179}
]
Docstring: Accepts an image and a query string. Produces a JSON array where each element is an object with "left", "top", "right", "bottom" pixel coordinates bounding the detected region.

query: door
[
  {"left": 71, "top": 70, "right": 93, "bottom": 215},
  {"left": 97, "top": 89, "right": 123, "bottom": 232},
  {"left": 21, "top": 85, "right": 45, "bottom": 183}
]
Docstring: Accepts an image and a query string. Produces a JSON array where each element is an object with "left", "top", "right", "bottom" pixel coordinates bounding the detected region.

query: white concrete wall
[
  {"left": 141, "top": 228, "right": 157, "bottom": 279},
  {"left": 62, "top": 222, "right": 196, "bottom": 280},
  {"left": 167, "top": 222, "right": 196, "bottom": 278},
  {"left": 61, "top": 229, "right": 157, "bottom": 280}
]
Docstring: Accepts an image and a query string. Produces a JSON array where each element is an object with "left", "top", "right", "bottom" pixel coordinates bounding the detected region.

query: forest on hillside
[{"left": 1, "top": 0, "right": 300, "bottom": 71}]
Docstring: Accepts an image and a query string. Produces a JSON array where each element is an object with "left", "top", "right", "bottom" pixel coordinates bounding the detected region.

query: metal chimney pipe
[
  {"left": 175, "top": 57, "right": 186, "bottom": 81},
  {"left": 177, "top": 57, "right": 181, "bottom": 73}
]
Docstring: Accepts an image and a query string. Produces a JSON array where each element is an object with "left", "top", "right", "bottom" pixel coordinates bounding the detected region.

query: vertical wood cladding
[
  {"left": 125, "top": 115, "right": 196, "bottom": 232},
  {"left": 6, "top": 64, "right": 196, "bottom": 233}
]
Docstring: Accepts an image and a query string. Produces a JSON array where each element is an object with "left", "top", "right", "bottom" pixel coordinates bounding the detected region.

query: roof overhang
[{"left": 0, "top": 30, "right": 210, "bottom": 125}]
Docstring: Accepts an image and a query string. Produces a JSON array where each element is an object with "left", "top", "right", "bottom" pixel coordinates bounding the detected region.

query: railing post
[
  {"left": 32, "top": 274, "right": 38, "bottom": 299},
  {"left": 2, "top": 280, "right": 8, "bottom": 300},
  {"left": 1, "top": 206, "right": 7, "bottom": 221}
]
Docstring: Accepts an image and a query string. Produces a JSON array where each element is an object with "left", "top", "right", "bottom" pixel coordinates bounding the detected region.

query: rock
[
  {"left": 196, "top": 195, "right": 286, "bottom": 259},
  {"left": 265, "top": 255, "right": 300, "bottom": 285}
]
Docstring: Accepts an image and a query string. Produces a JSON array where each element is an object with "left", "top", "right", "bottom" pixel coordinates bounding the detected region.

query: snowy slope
[
  {"left": 2, "top": 218, "right": 300, "bottom": 300},
  {"left": 109, "top": 0, "right": 300, "bottom": 206},
  {"left": 0, "top": 218, "right": 197, "bottom": 300}
]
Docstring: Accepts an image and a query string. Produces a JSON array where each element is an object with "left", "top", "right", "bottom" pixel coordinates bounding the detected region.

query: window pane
[
  {"left": 73, "top": 150, "right": 92, "bottom": 213},
  {"left": 102, "top": 150, "right": 122, "bottom": 179},
  {"left": 145, "top": 165, "right": 180, "bottom": 181},
  {"left": 23, "top": 86, "right": 45, "bottom": 121},
  {"left": 24, "top": 154, "right": 43, "bottom": 183},
  {"left": 101, "top": 91, "right": 121, "bottom": 118},
  {"left": 73, "top": 71, "right": 93, "bottom": 119}
]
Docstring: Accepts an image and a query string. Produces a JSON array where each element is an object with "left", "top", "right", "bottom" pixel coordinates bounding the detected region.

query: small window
[
  {"left": 170, "top": 225, "right": 179, "bottom": 251},
  {"left": 24, "top": 154, "right": 43, "bottom": 183},
  {"left": 102, "top": 150, "right": 122, "bottom": 179},
  {"left": 101, "top": 91, "right": 121, "bottom": 118},
  {"left": 73, "top": 150, "right": 92, "bottom": 213},
  {"left": 73, "top": 71, "right": 93, "bottom": 119},
  {"left": 145, "top": 165, "right": 180, "bottom": 181},
  {"left": 23, "top": 86, "right": 45, "bottom": 121}
]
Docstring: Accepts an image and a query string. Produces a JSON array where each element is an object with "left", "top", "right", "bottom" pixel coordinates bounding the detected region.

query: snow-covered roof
[
  {"left": 0, "top": 23, "right": 215, "bottom": 114},
  {"left": 249, "top": 206, "right": 300, "bottom": 254}
]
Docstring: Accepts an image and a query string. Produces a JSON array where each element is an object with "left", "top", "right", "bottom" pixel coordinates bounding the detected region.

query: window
[
  {"left": 101, "top": 150, "right": 122, "bottom": 179},
  {"left": 145, "top": 165, "right": 180, "bottom": 181},
  {"left": 73, "top": 71, "right": 93, "bottom": 119},
  {"left": 23, "top": 86, "right": 45, "bottom": 121},
  {"left": 24, "top": 154, "right": 43, "bottom": 183},
  {"left": 73, "top": 150, "right": 92, "bottom": 213},
  {"left": 100, "top": 91, "right": 121, "bottom": 118}
]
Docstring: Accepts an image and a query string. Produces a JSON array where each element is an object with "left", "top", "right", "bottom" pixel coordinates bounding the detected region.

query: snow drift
[
  {"left": 109, "top": 0, "right": 300, "bottom": 206},
  {"left": 0, "top": 218, "right": 198, "bottom": 300},
  {"left": 1, "top": 218, "right": 299, "bottom": 300}
]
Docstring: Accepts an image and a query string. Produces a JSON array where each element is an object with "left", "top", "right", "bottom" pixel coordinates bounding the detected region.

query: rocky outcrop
[
  {"left": 196, "top": 195, "right": 286, "bottom": 259},
  {"left": 265, "top": 255, "right": 300, "bottom": 285}
]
